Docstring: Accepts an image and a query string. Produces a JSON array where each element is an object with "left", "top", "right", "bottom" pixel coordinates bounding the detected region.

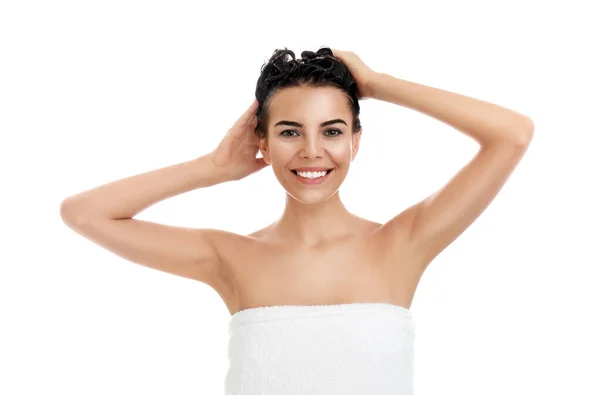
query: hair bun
[
  {"left": 300, "top": 48, "right": 333, "bottom": 62},
  {"left": 300, "top": 50, "right": 317, "bottom": 61}
]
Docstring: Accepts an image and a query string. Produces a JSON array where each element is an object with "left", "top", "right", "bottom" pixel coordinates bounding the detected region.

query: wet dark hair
[{"left": 254, "top": 46, "right": 362, "bottom": 139}]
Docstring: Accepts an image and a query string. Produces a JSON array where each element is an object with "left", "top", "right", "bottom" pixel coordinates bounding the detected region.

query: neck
[{"left": 271, "top": 191, "right": 357, "bottom": 247}]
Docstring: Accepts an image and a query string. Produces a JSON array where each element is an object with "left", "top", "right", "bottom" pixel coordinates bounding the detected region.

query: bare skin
[
  {"left": 200, "top": 69, "right": 532, "bottom": 316},
  {"left": 209, "top": 213, "right": 424, "bottom": 317},
  {"left": 209, "top": 85, "right": 425, "bottom": 316},
  {"left": 60, "top": 50, "right": 532, "bottom": 319}
]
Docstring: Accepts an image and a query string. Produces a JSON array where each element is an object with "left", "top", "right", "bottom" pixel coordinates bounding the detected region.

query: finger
[
  {"left": 235, "top": 116, "right": 257, "bottom": 136},
  {"left": 245, "top": 108, "right": 258, "bottom": 125},
  {"left": 240, "top": 118, "right": 257, "bottom": 139},
  {"left": 228, "top": 100, "right": 258, "bottom": 138},
  {"left": 249, "top": 116, "right": 260, "bottom": 133},
  {"left": 331, "top": 48, "right": 348, "bottom": 57}
]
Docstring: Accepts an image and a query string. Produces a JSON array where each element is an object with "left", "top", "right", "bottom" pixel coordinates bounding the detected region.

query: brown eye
[
  {"left": 280, "top": 129, "right": 299, "bottom": 137},
  {"left": 325, "top": 128, "right": 343, "bottom": 137}
]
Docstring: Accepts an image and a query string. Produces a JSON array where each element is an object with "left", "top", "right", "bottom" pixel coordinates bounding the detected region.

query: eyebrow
[{"left": 273, "top": 119, "right": 347, "bottom": 128}]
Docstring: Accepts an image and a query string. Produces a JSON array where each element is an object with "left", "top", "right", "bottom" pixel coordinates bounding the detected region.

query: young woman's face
[{"left": 258, "top": 85, "right": 362, "bottom": 204}]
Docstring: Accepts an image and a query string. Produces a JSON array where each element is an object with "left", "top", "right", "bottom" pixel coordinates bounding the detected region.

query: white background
[{"left": 2, "top": 1, "right": 598, "bottom": 394}]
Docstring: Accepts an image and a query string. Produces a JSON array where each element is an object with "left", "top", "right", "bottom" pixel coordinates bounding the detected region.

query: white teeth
[{"left": 296, "top": 170, "right": 329, "bottom": 179}]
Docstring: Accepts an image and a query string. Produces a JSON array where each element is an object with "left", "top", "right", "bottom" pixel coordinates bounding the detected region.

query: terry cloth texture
[{"left": 225, "top": 302, "right": 416, "bottom": 395}]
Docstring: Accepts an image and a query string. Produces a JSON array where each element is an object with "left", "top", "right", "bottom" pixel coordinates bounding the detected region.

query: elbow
[
  {"left": 60, "top": 198, "right": 89, "bottom": 227},
  {"left": 507, "top": 116, "right": 534, "bottom": 148},
  {"left": 519, "top": 116, "right": 535, "bottom": 145}
]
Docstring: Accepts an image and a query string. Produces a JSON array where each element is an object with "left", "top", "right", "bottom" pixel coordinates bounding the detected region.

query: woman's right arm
[{"left": 59, "top": 153, "right": 234, "bottom": 285}]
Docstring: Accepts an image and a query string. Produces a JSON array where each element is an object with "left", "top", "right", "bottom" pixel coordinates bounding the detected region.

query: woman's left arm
[{"left": 369, "top": 72, "right": 534, "bottom": 265}]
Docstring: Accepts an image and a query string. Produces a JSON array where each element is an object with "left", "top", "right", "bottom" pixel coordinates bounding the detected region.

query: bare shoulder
[
  {"left": 208, "top": 227, "right": 257, "bottom": 253},
  {"left": 363, "top": 218, "right": 384, "bottom": 233},
  {"left": 207, "top": 224, "right": 275, "bottom": 271},
  {"left": 244, "top": 220, "right": 282, "bottom": 239}
]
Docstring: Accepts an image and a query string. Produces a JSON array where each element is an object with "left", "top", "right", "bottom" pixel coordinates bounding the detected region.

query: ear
[
  {"left": 351, "top": 128, "right": 362, "bottom": 161},
  {"left": 258, "top": 136, "right": 272, "bottom": 164}
]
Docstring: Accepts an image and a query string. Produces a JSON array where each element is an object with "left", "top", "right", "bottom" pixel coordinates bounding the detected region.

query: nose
[{"left": 300, "top": 134, "right": 324, "bottom": 159}]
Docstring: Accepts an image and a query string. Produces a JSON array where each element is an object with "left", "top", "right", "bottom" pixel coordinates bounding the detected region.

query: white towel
[{"left": 225, "top": 302, "right": 415, "bottom": 395}]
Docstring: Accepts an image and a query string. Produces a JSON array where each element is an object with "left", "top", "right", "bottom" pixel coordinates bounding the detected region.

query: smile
[{"left": 290, "top": 169, "right": 334, "bottom": 185}]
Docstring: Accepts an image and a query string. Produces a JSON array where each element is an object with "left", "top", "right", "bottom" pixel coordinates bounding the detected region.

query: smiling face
[{"left": 258, "top": 85, "right": 362, "bottom": 204}]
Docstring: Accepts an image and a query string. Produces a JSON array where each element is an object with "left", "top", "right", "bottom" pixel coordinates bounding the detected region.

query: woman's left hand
[{"left": 331, "top": 49, "right": 379, "bottom": 100}]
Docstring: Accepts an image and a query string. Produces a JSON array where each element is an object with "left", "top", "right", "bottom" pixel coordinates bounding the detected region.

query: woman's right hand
[{"left": 209, "top": 99, "right": 270, "bottom": 182}]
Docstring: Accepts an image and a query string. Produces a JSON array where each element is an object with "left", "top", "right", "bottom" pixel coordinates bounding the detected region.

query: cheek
[
  {"left": 327, "top": 143, "right": 353, "bottom": 163},
  {"left": 268, "top": 145, "right": 294, "bottom": 164}
]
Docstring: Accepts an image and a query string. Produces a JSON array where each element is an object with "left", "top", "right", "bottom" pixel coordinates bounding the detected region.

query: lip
[
  {"left": 292, "top": 167, "right": 333, "bottom": 172},
  {"left": 290, "top": 168, "right": 334, "bottom": 185}
]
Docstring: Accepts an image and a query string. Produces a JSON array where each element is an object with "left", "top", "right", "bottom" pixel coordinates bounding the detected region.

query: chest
[{"left": 218, "top": 230, "right": 421, "bottom": 315}]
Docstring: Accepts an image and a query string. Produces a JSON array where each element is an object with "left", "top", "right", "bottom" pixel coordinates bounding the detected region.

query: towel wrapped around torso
[{"left": 225, "top": 302, "right": 416, "bottom": 395}]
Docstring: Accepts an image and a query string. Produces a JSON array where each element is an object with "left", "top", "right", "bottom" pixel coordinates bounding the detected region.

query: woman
[{"left": 60, "top": 46, "right": 534, "bottom": 394}]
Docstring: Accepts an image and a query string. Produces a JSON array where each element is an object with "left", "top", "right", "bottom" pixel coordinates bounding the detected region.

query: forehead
[{"left": 268, "top": 86, "right": 349, "bottom": 125}]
